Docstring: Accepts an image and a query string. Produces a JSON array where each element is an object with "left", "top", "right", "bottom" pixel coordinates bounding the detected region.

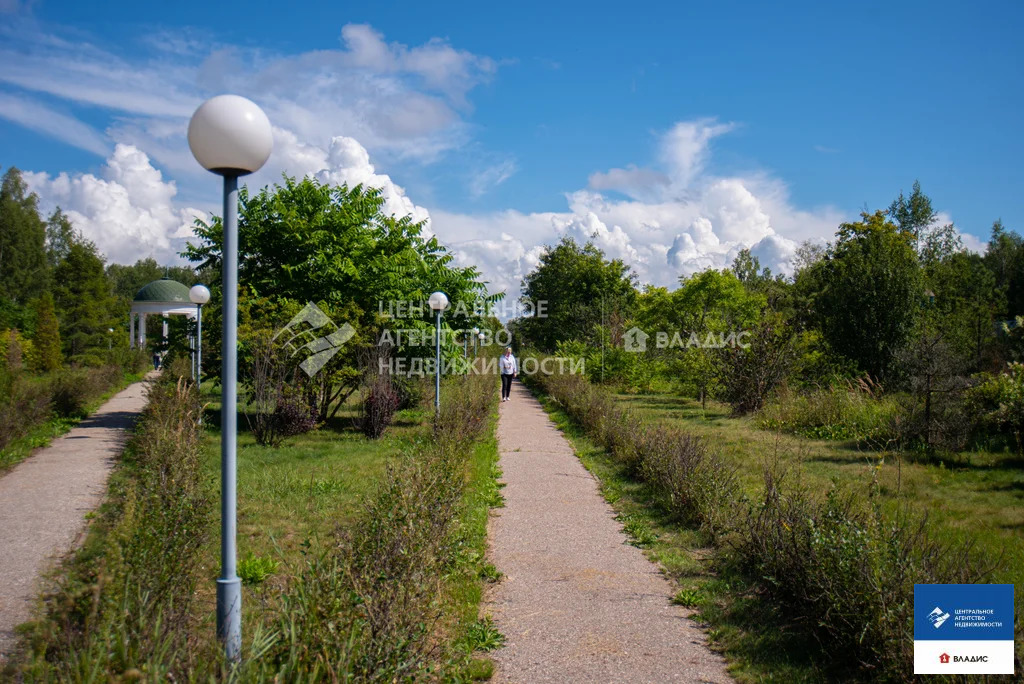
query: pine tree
[
  {"left": 32, "top": 292, "right": 62, "bottom": 372},
  {"left": 53, "top": 239, "right": 115, "bottom": 365},
  {"left": 0, "top": 167, "right": 49, "bottom": 305},
  {"left": 45, "top": 207, "right": 76, "bottom": 269}
]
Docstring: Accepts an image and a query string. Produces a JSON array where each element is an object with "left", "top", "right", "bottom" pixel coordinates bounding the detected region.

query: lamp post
[
  {"left": 472, "top": 326, "right": 480, "bottom": 357},
  {"left": 188, "top": 94, "right": 272, "bottom": 662},
  {"left": 190, "top": 284, "right": 210, "bottom": 406},
  {"left": 107, "top": 328, "right": 114, "bottom": 351},
  {"left": 477, "top": 331, "right": 485, "bottom": 358},
  {"left": 428, "top": 291, "right": 449, "bottom": 414}
]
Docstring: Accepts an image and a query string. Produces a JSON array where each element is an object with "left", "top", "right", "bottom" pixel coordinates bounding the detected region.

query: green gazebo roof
[{"left": 134, "top": 278, "right": 191, "bottom": 303}]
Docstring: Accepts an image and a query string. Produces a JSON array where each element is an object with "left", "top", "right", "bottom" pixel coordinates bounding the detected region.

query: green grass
[
  {"left": 0, "top": 371, "right": 143, "bottom": 473},
  {"left": 237, "top": 553, "right": 280, "bottom": 585},
  {"left": 190, "top": 388, "right": 434, "bottom": 639},
  {"left": 461, "top": 617, "right": 506, "bottom": 652}
]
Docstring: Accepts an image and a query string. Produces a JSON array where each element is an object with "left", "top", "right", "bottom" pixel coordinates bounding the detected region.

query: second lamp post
[{"left": 429, "top": 291, "right": 449, "bottom": 414}]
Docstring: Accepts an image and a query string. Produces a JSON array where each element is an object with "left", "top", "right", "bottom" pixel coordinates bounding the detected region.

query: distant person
[
  {"left": 152, "top": 351, "right": 161, "bottom": 371},
  {"left": 500, "top": 347, "right": 518, "bottom": 402}
]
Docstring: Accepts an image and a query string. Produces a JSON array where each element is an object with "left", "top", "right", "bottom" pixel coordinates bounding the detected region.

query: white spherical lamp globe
[
  {"left": 478, "top": 332, "right": 485, "bottom": 340},
  {"left": 187, "top": 95, "right": 273, "bottom": 175},
  {"left": 190, "top": 284, "right": 211, "bottom": 305},
  {"left": 472, "top": 326, "right": 480, "bottom": 334},
  {"left": 428, "top": 291, "right": 450, "bottom": 311}
]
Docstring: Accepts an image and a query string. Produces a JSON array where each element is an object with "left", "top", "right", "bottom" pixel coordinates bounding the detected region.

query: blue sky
[{"left": 1, "top": 0, "right": 1021, "bottom": 296}]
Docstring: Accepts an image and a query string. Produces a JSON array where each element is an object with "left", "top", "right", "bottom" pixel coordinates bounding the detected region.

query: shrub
[
  {"left": 360, "top": 373, "right": 400, "bottom": 439},
  {"left": 49, "top": 366, "right": 122, "bottom": 419},
  {"left": 272, "top": 385, "right": 319, "bottom": 439},
  {"left": 969, "top": 362, "right": 1024, "bottom": 455},
  {"left": 535, "top": 368, "right": 736, "bottom": 534},
  {"left": 391, "top": 373, "right": 427, "bottom": 410},
  {"left": 733, "top": 463, "right": 997, "bottom": 678},
  {"left": 636, "top": 424, "right": 737, "bottom": 533},
  {"left": 0, "top": 375, "right": 52, "bottom": 451},
  {"left": 719, "top": 315, "right": 796, "bottom": 415},
  {"left": 243, "top": 333, "right": 317, "bottom": 446},
  {"left": 433, "top": 374, "right": 494, "bottom": 448}
]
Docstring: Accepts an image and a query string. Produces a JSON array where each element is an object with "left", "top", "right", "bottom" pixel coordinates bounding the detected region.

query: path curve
[
  {"left": 0, "top": 374, "right": 155, "bottom": 658},
  {"left": 485, "top": 381, "right": 732, "bottom": 683}
]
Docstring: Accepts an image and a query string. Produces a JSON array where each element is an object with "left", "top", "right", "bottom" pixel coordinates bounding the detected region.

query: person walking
[{"left": 500, "top": 347, "right": 518, "bottom": 402}]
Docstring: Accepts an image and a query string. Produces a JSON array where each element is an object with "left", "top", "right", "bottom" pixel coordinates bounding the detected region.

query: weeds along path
[
  {"left": 0, "top": 373, "right": 156, "bottom": 659},
  {"left": 486, "top": 381, "right": 732, "bottom": 683}
]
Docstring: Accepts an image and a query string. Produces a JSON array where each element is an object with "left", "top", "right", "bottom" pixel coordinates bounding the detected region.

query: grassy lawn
[
  {"left": 190, "top": 386, "right": 435, "bottom": 639},
  {"left": 614, "top": 392, "right": 1024, "bottom": 588}
]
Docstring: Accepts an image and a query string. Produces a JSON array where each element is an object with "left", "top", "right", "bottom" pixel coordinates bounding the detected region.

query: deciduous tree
[{"left": 802, "top": 211, "right": 922, "bottom": 381}]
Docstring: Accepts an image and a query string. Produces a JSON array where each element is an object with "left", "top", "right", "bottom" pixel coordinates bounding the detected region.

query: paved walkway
[
  {"left": 0, "top": 374, "right": 155, "bottom": 659},
  {"left": 486, "top": 381, "right": 732, "bottom": 683}
]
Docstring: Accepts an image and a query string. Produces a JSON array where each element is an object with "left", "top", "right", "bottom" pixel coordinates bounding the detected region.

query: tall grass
[{"left": 757, "top": 380, "right": 901, "bottom": 444}]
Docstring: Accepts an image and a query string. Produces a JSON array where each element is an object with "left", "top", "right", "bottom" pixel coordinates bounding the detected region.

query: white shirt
[{"left": 500, "top": 354, "right": 517, "bottom": 375}]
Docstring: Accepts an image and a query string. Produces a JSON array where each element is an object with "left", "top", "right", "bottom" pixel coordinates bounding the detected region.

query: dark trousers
[{"left": 501, "top": 373, "right": 514, "bottom": 399}]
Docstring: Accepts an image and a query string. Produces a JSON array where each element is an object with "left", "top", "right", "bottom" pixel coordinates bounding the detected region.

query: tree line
[{"left": 512, "top": 181, "right": 1024, "bottom": 454}]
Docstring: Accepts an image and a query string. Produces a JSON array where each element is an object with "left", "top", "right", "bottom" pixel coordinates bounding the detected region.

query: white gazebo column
[
  {"left": 139, "top": 313, "right": 147, "bottom": 347},
  {"left": 129, "top": 313, "right": 136, "bottom": 349},
  {"left": 162, "top": 317, "right": 169, "bottom": 346}
]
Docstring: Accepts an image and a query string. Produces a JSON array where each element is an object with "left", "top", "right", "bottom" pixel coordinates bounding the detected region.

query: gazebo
[{"left": 130, "top": 278, "right": 198, "bottom": 348}]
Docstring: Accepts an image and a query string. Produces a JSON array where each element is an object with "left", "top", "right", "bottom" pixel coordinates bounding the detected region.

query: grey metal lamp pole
[
  {"left": 472, "top": 327, "right": 480, "bottom": 358},
  {"left": 190, "top": 284, "right": 210, "bottom": 423},
  {"left": 188, "top": 94, "right": 272, "bottom": 663},
  {"left": 428, "top": 291, "right": 449, "bottom": 414}
]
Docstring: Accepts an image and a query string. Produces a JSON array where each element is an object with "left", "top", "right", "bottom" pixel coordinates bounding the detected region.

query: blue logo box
[{"left": 914, "top": 584, "right": 1015, "bottom": 642}]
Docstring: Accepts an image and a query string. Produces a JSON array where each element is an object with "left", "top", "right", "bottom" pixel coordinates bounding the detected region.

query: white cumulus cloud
[
  {"left": 23, "top": 144, "right": 206, "bottom": 264},
  {"left": 428, "top": 119, "right": 846, "bottom": 298}
]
